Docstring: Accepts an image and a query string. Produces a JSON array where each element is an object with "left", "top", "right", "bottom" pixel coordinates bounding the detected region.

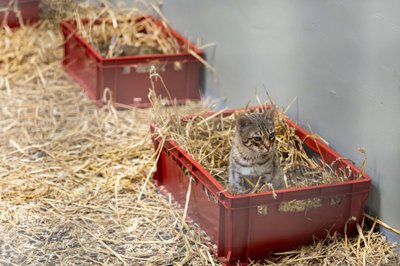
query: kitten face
[{"left": 236, "top": 110, "right": 276, "bottom": 154}]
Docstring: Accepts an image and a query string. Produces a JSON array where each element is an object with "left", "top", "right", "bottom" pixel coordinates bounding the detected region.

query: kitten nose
[{"left": 263, "top": 140, "right": 270, "bottom": 150}]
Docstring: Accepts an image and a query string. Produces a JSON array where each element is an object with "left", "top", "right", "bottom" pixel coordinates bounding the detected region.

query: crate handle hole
[
  {"left": 278, "top": 197, "right": 323, "bottom": 213},
  {"left": 174, "top": 61, "right": 183, "bottom": 71},
  {"left": 121, "top": 66, "right": 131, "bottom": 74},
  {"left": 257, "top": 205, "right": 268, "bottom": 216},
  {"left": 330, "top": 196, "right": 342, "bottom": 206},
  {"left": 135, "top": 62, "right": 167, "bottom": 73}
]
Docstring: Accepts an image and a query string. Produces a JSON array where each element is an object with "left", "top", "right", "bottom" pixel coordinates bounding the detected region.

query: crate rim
[{"left": 151, "top": 105, "right": 372, "bottom": 204}]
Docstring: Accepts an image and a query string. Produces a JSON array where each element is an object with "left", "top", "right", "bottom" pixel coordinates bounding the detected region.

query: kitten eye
[
  {"left": 269, "top": 132, "right": 275, "bottom": 140},
  {"left": 253, "top": 136, "right": 262, "bottom": 142}
]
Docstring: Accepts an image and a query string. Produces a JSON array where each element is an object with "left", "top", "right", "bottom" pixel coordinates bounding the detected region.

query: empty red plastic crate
[
  {"left": 61, "top": 17, "right": 203, "bottom": 108},
  {"left": 151, "top": 107, "right": 371, "bottom": 265},
  {"left": 0, "top": 0, "right": 39, "bottom": 27}
]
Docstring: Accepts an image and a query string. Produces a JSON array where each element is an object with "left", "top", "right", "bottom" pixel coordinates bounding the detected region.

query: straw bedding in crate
[{"left": 152, "top": 100, "right": 361, "bottom": 196}]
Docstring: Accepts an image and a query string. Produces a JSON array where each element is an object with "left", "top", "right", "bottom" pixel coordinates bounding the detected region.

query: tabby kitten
[{"left": 228, "top": 109, "right": 284, "bottom": 193}]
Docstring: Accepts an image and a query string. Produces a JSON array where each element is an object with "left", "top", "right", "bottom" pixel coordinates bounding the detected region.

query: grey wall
[{"left": 159, "top": 0, "right": 400, "bottom": 232}]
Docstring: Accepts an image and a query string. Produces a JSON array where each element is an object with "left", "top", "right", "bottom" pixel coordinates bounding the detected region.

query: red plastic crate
[
  {"left": 0, "top": 0, "right": 39, "bottom": 28},
  {"left": 60, "top": 17, "right": 203, "bottom": 108},
  {"left": 151, "top": 107, "right": 371, "bottom": 265}
]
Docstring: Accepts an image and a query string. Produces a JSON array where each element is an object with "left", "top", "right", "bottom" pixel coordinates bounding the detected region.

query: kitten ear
[
  {"left": 263, "top": 108, "right": 275, "bottom": 120},
  {"left": 237, "top": 115, "right": 252, "bottom": 131}
]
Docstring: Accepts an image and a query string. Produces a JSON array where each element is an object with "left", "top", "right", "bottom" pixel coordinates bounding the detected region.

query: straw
[
  {"left": 0, "top": 1, "right": 398, "bottom": 265},
  {"left": 0, "top": 5, "right": 213, "bottom": 264},
  {"left": 72, "top": 5, "right": 182, "bottom": 58}
]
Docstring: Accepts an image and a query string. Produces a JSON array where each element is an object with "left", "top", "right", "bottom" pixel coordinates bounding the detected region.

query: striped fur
[{"left": 228, "top": 110, "right": 283, "bottom": 192}]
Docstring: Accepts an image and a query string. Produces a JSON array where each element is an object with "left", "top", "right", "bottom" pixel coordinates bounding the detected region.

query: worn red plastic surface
[
  {"left": 151, "top": 107, "right": 371, "bottom": 265},
  {"left": 61, "top": 17, "right": 203, "bottom": 108},
  {"left": 0, "top": 0, "right": 39, "bottom": 28}
]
